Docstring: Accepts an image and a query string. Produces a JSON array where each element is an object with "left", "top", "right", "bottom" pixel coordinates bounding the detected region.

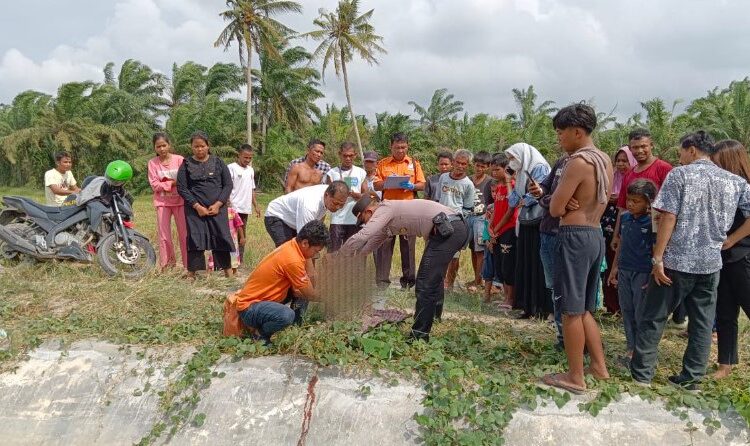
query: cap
[
  {"left": 363, "top": 151, "right": 378, "bottom": 162},
  {"left": 351, "top": 194, "right": 374, "bottom": 219}
]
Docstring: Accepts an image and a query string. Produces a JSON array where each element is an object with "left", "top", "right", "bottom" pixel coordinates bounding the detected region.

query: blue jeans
[
  {"left": 239, "top": 301, "right": 295, "bottom": 341},
  {"left": 539, "top": 232, "right": 562, "bottom": 344},
  {"left": 618, "top": 269, "right": 650, "bottom": 351}
]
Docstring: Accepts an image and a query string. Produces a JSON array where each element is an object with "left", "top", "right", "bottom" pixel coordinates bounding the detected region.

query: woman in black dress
[{"left": 177, "top": 131, "right": 234, "bottom": 278}]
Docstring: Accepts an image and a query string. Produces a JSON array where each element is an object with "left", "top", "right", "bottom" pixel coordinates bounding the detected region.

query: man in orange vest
[{"left": 373, "top": 132, "right": 426, "bottom": 289}]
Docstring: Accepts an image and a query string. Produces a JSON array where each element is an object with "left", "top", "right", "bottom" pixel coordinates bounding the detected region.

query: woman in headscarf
[
  {"left": 601, "top": 146, "right": 636, "bottom": 313},
  {"left": 177, "top": 131, "right": 235, "bottom": 279},
  {"left": 504, "top": 143, "right": 551, "bottom": 319}
]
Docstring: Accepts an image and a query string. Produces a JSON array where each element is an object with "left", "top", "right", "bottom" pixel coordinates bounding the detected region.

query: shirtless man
[
  {"left": 543, "top": 104, "right": 613, "bottom": 394},
  {"left": 286, "top": 140, "right": 326, "bottom": 193}
]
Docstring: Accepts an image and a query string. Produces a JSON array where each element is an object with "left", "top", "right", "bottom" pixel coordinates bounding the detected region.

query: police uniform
[{"left": 341, "top": 198, "right": 467, "bottom": 340}]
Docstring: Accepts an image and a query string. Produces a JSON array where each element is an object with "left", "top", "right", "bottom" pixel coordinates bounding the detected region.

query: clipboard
[{"left": 383, "top": 175, "right": 411, "bottom": 190}]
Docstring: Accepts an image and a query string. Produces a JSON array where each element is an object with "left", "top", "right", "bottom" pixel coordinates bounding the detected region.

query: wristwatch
[{"left": 651, "top": 257, "right": 663, "bottom": 266}]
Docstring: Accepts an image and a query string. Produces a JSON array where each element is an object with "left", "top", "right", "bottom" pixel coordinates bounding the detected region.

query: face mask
[{"left": 508, "top": 159, "right": 522, "bottom": 172}]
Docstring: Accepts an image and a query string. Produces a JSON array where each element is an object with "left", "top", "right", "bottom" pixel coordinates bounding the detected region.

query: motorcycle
[{"left": 0, "top": 175, "right": 156, "bottom": 278}]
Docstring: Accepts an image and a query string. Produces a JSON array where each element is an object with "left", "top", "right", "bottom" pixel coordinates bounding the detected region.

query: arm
[
  {"left": 373, "top": 164, "right": 385, "bottom": 191},
  {"left": 610, "top": 209, "right": 624, "bottom": 251},
  {"left": 550, "top": 158, "right": 585, "bottom": 218},
  {"left": 49, "top": 185, "right": 75, "bottom": 196},
  {"left": 608, "top": 225, "right": 623, "bottom": 286},
  {"left": 724, "top": 218, "right": 750, "bottom": 250},
  {"left": 491, "top": 206, "right": 514, "bottom": 235},
  {"left": 423, "top": 178, "right": 433, "bottom": 201},
  {"left": 216, "top": 159, "right": 233, "bottom": 205},
  {"left": 176, "top": 163, "right": 198, "bottom": 208},
  {"left": 252, "top": 189, "right": 261, "bottom": 218},
  {"left": 147, "top": 160, "right": 173, "bottom": 193},
  {"left": 339, "top": 209, "right": 390, "bottom": 256},
  {"left": 651, "top": 212, "right": 676, "bottom": 286},
  {"left": 412, "top": 160, "right": 426, "bottom": 192},
  {"left": 353, "top": 173, "right": 368, "bottom": 200},
  {"left": 285, "top": 165, "right": 300, "bottom": 194},
  {"left": 463, "top": 182, "right": 476, "bottom": 216},
  {"left": 282, "top": 161, "right": 294, "bottom": 191}
]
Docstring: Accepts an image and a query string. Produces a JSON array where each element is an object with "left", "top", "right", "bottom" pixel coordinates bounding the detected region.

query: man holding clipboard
[{"left": 373, "top": 132, "right": 426, "bottom": 289}]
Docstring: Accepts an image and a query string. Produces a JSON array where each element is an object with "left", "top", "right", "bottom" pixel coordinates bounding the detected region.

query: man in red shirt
[{"left": 612, "top": 129, "right": 673, "bottom": 250}]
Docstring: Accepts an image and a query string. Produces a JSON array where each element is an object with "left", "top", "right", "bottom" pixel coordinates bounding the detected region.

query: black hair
[
  {"left": 307, "top": 139, "right": 326, "bottom": 149},
  {"left": 325, "top": 180, "right": 350, "bottom": 197},
  {"left": 473, "top": 150, "right": 492, "bottom": 165},
  {"left": 437, "top": 150, "right": 453, "bottom": 161},
  {"left": 491, "top": 153, "right": 509, "bottom": 167},
  {"left": 390, "top": 132, "right": 409, "bottom": 145},
  {"left": 237, "top": 144, "right": 254, "bottom": 154},
  {"left": 552, "top": 103, "right": 597, "bottom": 134},
  {"left": 190, "top": 131, "right": 210, "bottom": 145},
  {"left": 339, "top": 141, "right": 355, "bottom": 152},
  {"left": 628, "top": 128, "right": 651, "bottom": 142},
  {"left": 626, "top": 178, "right": 657, "bottom": 203},
  {"left": 54, "top": 151, "right": 72, "bottom": 162},
  {"left": 152, "top": 132, "right": 171, "bottom": 146},
  {"left": 296, "top": 220, "right": 331, "bottom": 248},
  {"left": 680, "top": 130, "right": 715, "bottom": 155}
]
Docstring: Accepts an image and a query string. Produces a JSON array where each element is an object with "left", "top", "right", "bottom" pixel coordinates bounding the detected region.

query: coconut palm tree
[
  {"left": 688, "top": 78, "right": 750, "bottom": 147},
  {"left": 303, "top": 0, "right": 386, "bottom": 160},
  {"left": 214, "top": 0, "right": 302, "bottom": 146},
  {"left": 408, "top": 88, "right": 464, "bottom": 136},
  {"left": 253, "top": 43, "right": 323, "bottom": 142}
]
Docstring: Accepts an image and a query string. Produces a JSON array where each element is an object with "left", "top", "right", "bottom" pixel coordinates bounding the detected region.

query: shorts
[
  {"left": 553, "top": 225, "right": 604, "bottom": 315},
  {"left": 494, "top": 228, "right": 516, "bottom": 286},
  {"left": 466, "top": 215, "right": 486, "bottom": 252}
]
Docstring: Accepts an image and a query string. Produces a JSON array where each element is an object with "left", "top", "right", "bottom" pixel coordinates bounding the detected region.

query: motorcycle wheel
[
  {"left": 0, "top": 223, "right": 39, "bottom": 261},
  {"left": 97, "top": 232, "right": 156, "bottom": 279}
]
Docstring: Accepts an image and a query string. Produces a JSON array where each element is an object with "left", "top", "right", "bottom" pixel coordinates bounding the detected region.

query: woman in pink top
[{"left": 147, "top": 133, "right": 188, "bottom": 270}]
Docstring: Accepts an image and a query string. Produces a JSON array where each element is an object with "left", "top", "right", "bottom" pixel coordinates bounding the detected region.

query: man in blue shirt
[{"left": 630, "top": 131, "right": 750, "bottom": 390}]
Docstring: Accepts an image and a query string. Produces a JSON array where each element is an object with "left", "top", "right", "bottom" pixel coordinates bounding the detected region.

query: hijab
[
  {"left": 611, "top": 146, "right": 637, "bottom": 196},
  {"left": 504, "top": 143, "right": 550, "bottom": 197}
]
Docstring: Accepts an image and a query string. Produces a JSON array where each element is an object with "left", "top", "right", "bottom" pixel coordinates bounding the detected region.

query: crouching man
[
  {"left": 235, "top": 220, "right": 330, "bottom": 344},
  {"left": 340, "top": 196, "right": 467, "bottom": 341}
]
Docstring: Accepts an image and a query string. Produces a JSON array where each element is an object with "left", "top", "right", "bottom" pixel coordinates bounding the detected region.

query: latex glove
[{"left": 399, "top": 181, "right": 415, "bottom": 191}]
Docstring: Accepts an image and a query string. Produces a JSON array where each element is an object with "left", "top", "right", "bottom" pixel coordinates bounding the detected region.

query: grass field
[{"left": 1, "top": 186, "right": 748, "bottom": 444}]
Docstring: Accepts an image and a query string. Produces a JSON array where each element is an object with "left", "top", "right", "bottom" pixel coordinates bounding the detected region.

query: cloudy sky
[{"left": 1, "top": 0, "right": 749, "bottom": 120}]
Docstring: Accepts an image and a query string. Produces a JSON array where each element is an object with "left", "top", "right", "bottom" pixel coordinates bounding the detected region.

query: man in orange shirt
[
  {"left": 235, "top": 221, "right": 329, "bottom": 344},
  {"left": 373, "top": 132, "right": 426, "bottom": 289}
]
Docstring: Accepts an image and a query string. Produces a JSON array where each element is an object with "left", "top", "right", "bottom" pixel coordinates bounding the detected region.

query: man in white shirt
[
  {"left": 264, "top": 182, "right": 350, "bottom": 247},
  {"left": 44, "top": 151, "right": 81, "bottom": 206},
  {"left": 228, "top": 144, "right": 261, "bottom": 263},
  {"left": 325, "top": 142, "right": 369, "bottom": 251}
]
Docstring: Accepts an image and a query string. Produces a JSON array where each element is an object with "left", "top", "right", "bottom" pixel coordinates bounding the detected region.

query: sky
[{"left": 1, "top": 0, "right": 749, "bottom": 121}]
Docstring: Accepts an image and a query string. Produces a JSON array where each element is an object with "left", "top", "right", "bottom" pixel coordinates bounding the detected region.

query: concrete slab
[{"left": 0, "top": 341, "right": 747, "bottom": 446}]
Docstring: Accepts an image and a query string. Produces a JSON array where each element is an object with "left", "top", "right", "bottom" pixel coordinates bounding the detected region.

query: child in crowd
[
  {"left": 466, "top": 151, "right": 493, "bottom": 291},
  {"left": 607, "top": 179, "right": 657, "bottom": 363},
  {"left": 488, "top": 153, "right": 518, "bottom": 308},
  {"left": 209, "top": 202, "right": 245, "bottom": 276},
  {"left": 482, "top": 204, "right": 502, "bottom": 302},
  {"left": 423, "top": 150, "right": 453, "bottom": 201}
]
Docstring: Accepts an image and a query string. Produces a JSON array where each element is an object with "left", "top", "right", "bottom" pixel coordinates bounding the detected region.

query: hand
[
  {"left": 254, "top": 208, "right": 262, "bottom": 218},
  {"left": 529, "top": 182, "right": 543, "bottom": 198},
  {"left": 486, "top": 238, "right": 496, "bottom": 250},
  {"left": 607, "top": 266, "right": 618, "bottom": 287},
  {"left": 610, "top": 236, "right": 620, "bottom": 252},
  {"left": 652, "top": 262, "right": 672, "bottom": 286},
  {"left": 565, "top": 198, "right": 580, "bottom": 211},
  {"left": 194, "top": 204, "right": 210, "bottom": 217},
  {"left": 207, "top": 202, "right": 222, "bottom": 215},
  {"left": 399, "top": 181, "right": 415, "bottom": 191},
  {"left": 722, "top": 236, "right": 738, "bottom": 251}
]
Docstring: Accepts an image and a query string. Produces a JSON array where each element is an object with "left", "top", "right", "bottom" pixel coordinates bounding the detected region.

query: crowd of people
[{"left": 42, "top": 103, "right": 750, "bottom": 394}]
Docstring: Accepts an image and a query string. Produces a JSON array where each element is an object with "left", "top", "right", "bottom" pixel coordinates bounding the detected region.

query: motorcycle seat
[{"left": 5, "top": 196, "right": 84, "bottom": 222}]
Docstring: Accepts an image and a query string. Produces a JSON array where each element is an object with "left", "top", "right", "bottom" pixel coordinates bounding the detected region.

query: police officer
[{"left": 340, "top": 195, "right": 468, "bottom": 341}]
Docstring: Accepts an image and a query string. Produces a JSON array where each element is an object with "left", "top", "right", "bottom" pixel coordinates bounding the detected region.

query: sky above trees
[{"left": 1, "top": 0, "right": 749, "bottom": 119}]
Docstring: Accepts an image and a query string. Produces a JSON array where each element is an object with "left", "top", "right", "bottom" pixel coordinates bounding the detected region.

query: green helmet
[{"left": 105, "top": 160, "right": 133, "bottom": 183}]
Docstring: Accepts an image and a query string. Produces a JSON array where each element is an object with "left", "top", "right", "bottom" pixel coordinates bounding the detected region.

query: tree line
[{"left": 1, "top": 0, "right": 749, "bottom": 192}]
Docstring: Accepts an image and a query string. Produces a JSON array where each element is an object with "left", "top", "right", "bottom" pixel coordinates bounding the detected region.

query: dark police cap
[{"left": 351, "top": 194, "right": 374, "bottom": 219}]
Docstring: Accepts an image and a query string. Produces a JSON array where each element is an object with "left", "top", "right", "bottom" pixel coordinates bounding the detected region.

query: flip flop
[{"left": 541, "top": 373, "right": 586, "bottom": 395}]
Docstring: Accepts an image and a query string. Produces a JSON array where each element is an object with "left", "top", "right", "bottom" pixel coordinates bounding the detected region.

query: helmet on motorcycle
[{"left": 105, "top": 160, "right": 133, "bottom": 184}]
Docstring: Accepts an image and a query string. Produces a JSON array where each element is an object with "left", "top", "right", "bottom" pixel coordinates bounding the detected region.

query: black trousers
[
  {"left": 264, "top": 216, "right": 297, "bottom": 247},
  {"left": 187, "top": 250, "right": 230, "bottom": 272},
  {"left": 716, "top": 255, "right": 750, "bottom": 365},
  {"left": 412, "top": 220, "right": 468, "bottom": 340},
  {"left": 329, "top": 224, "right": 360, "bottom": 252}
]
